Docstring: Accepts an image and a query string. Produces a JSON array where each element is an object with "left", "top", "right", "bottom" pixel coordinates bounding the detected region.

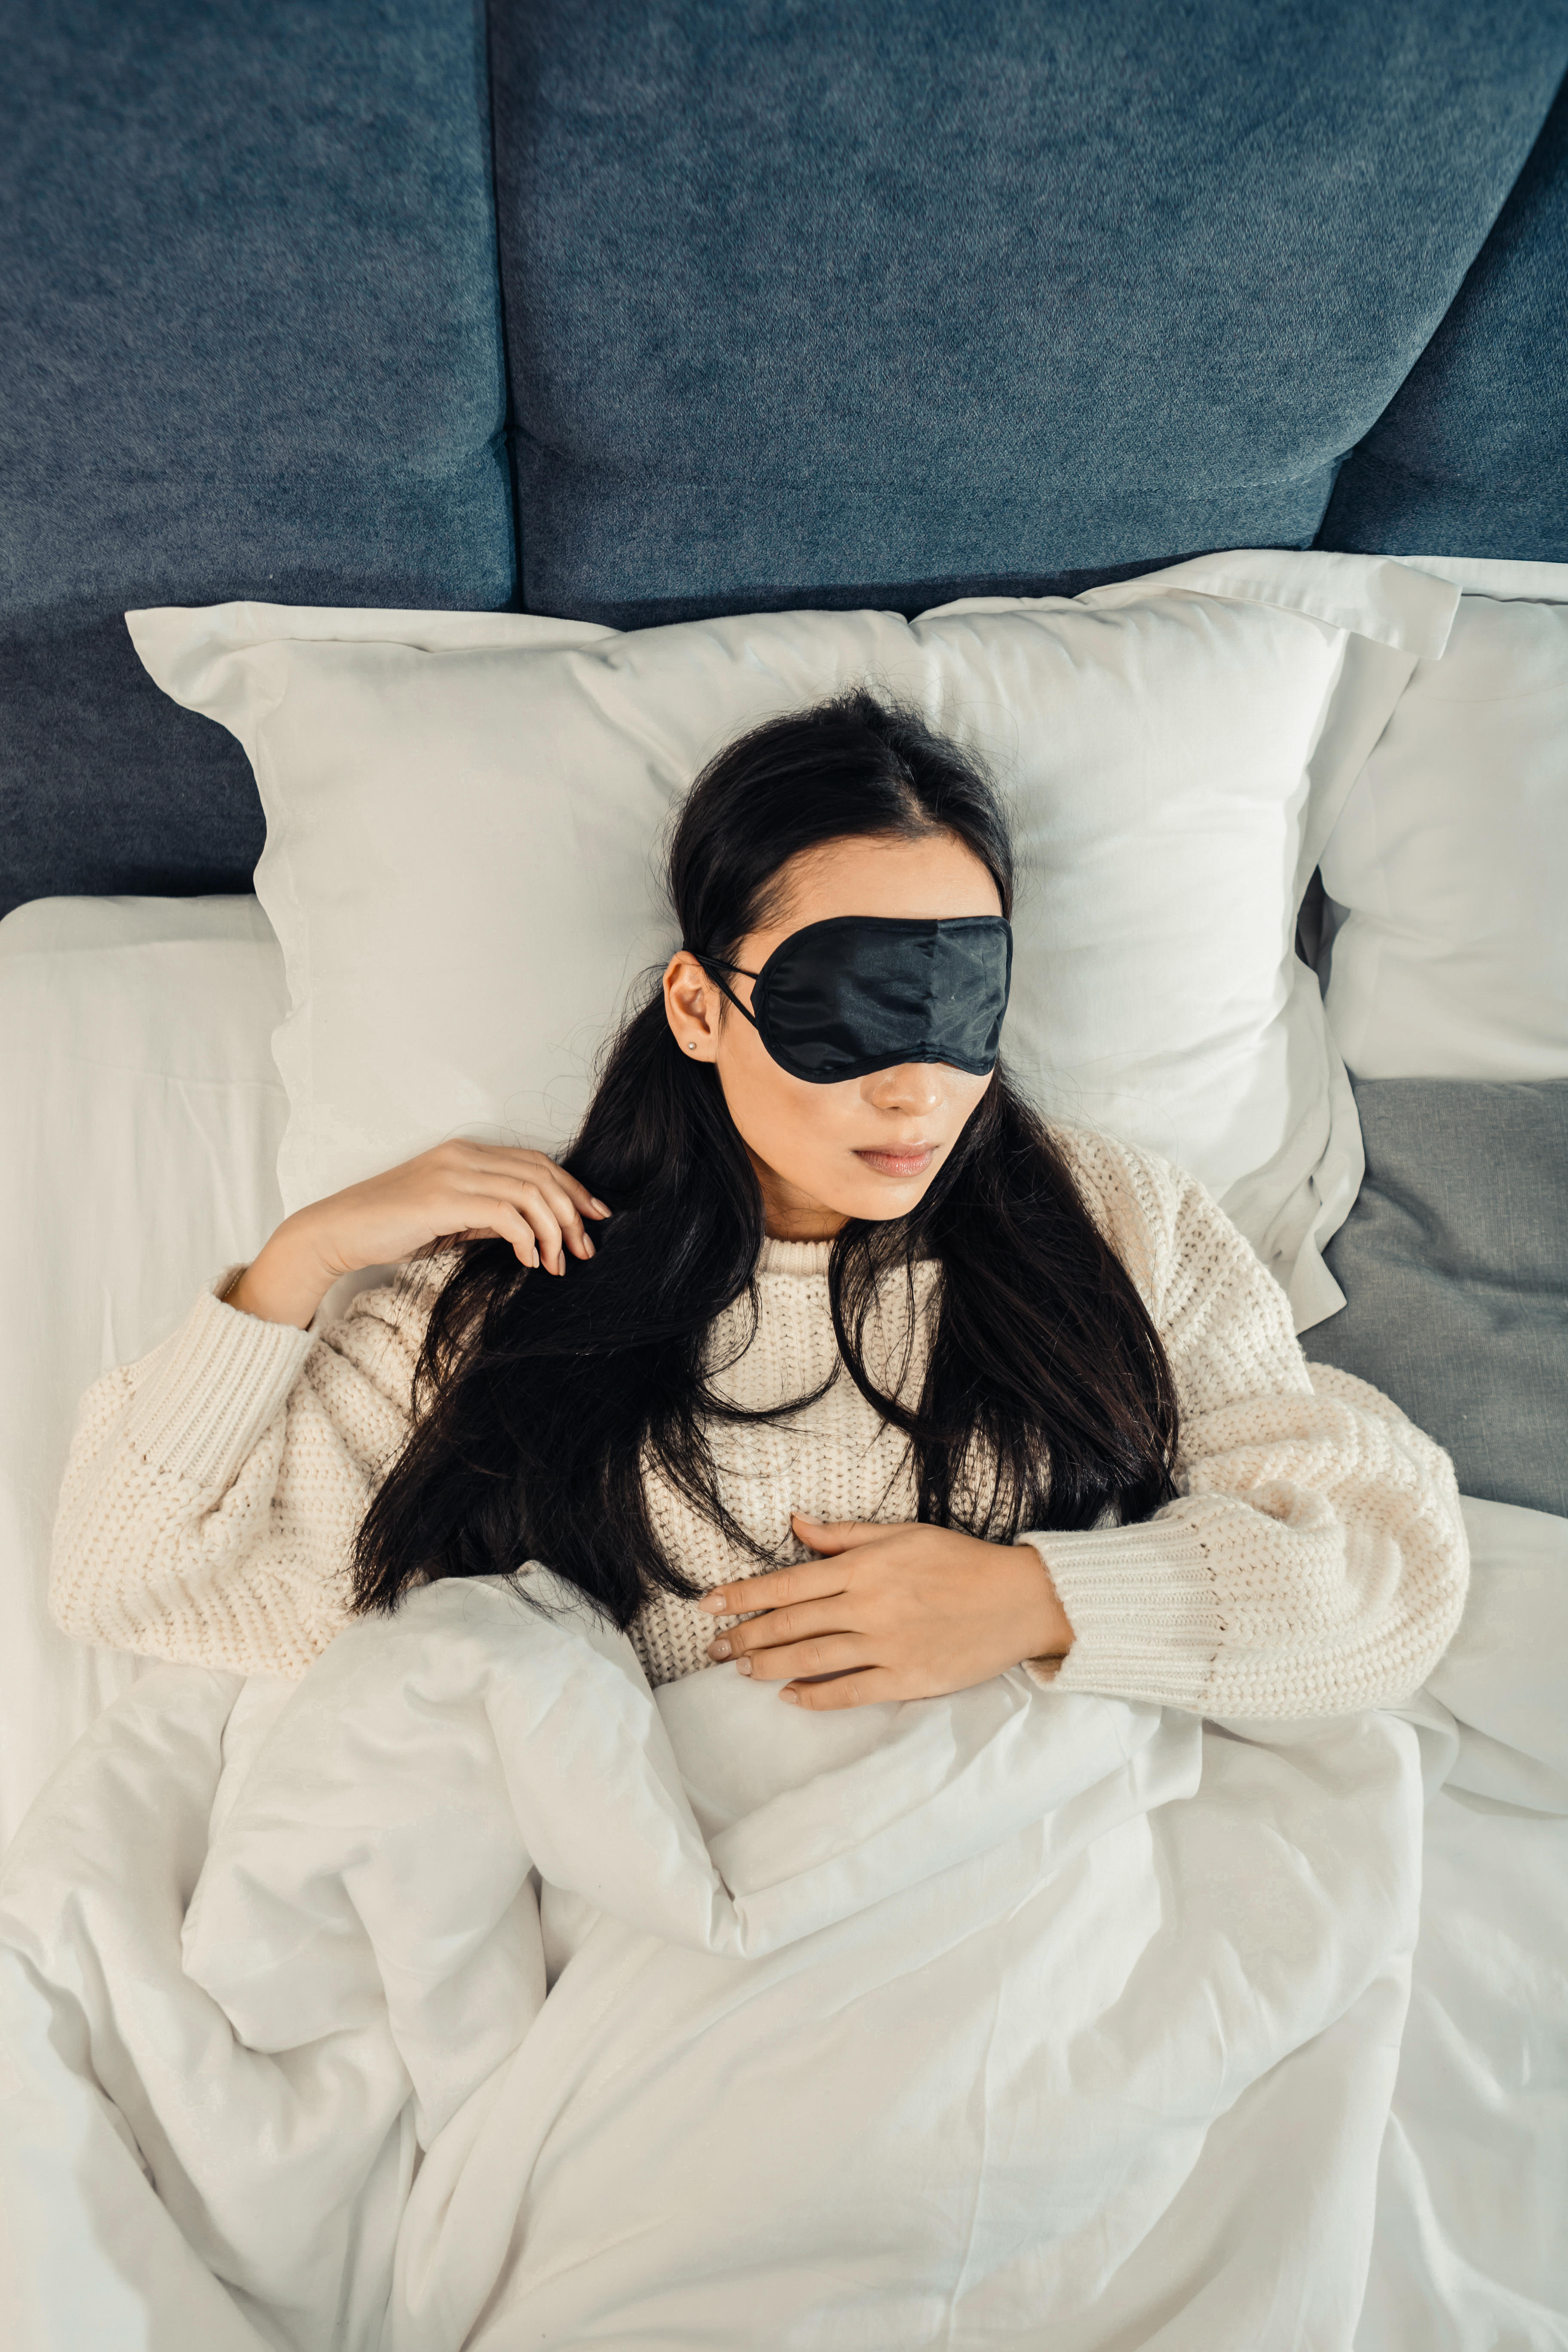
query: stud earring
[{"left": 686, "top": 1040, "right": 697, "bottom": 1051}]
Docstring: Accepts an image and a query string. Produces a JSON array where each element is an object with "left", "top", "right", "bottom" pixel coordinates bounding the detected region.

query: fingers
[
  {"left": 707, "top": 1591, "right": 855, "bottom": 1660},
  {"left": 435, "top": 1143, "right": 609, "bottom": 1276},
  {"left": 482, "top": 1201, "right": 543, "bottom": 1271},
  {"left": 465, "top": 1145, "right": 610, "bottom": 1225},
  {"left": 699, "top": 1559, "right": 849, "bottom": 1620},
  {"left": 784, "top": 1669, "right": 900, "bottom": 1712},
  {"left": 717, "top": 1630, "right": 872, "bottom": 1683},
  {"left": 790, "top": 1514, "right": 891, "bottom": 1555},
  {"left": 514, "top": 1178, "right": 574, "bottom": 1271},
  {"left": 458, "top": 1187, "right": 567, "bottom": 1272}
]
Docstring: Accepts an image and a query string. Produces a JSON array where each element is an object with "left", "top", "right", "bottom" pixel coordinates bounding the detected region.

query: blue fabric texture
[
  {"left": 0, "top": 0, "right": 514, "bottom": 918},
  {"left": 491, "top": 0, "right": 1568, "bottom": 627},
  {"left": 1301, "top": 1078, "right": 1568, "bottom": 1520},
  {"left": 8, "top": 3, "right": 1568, "bottom": 907},
  {"left": 1320, "top": 68, "right": 1568, "bottom": 560}
]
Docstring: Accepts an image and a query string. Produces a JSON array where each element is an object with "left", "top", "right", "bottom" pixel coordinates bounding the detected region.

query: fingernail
[
  {"left": 781, "top": 1689, "right": 800, "bottom": 1705},
  {"left": 701, "top": 1593, "right": 726, "bottom": 1613},
  {"left": 735, "top": 1657, "right": 752, "bottom": 1676},
  {"left": 708, "top": 1638, "right": 731, "bottom": 1659},
  {"left": 591, "top": 1198, "right": 611, "bottom": 1216}
]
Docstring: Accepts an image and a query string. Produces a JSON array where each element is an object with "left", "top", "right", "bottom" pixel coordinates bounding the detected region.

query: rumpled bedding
[{"left": 2, "top": 1496, "right": 1565, "bottom": 2352}]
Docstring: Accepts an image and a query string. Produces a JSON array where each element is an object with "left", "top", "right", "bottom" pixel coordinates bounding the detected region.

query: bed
[{"left": 2, "top": 5, "right": 1565, "bottom": 2348}]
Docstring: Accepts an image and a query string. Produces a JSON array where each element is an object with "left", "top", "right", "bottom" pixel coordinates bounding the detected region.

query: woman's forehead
[{"left": 751, "top": 831, "right": 1001, "bottom": 950}]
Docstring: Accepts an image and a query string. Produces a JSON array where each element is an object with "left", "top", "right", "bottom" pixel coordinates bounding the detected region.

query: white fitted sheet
[{"left": 0, "top": 894, "right": 288, "bottom": 1847}]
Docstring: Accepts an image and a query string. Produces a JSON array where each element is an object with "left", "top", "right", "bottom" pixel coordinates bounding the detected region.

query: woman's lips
[{"left": 853, "top": 1144, "right": 936, "bottom": 1178}]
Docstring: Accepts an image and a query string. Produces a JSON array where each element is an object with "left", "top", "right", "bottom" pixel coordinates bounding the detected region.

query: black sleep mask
[{"left": 692, "top": 914, "right": 1013, "bottom": 1084}]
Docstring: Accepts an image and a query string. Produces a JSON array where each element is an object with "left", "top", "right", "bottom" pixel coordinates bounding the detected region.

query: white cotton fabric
[
  {"left": 126, "top": 548, "right": 1459, "bottom": 1329},
  {"left": 4, "top": 1489, "right": 1566, "bottom": 2352},
  {"left": 0, "top": 894, "right": 288, "bottom": 1849},
  {"left": 1317, "top": 554, "right": 1568, "bottom": 1080}
]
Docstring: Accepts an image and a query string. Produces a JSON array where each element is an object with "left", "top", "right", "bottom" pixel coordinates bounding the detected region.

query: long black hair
[{"left": 351, "top": 689, "right": 1180, "bottom": 1633}]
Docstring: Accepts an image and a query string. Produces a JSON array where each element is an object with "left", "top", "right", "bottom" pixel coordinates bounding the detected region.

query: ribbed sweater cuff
[
  {"left": 131, "top": 1268, "right": 315, "bottom": 1493},
  {"left": 1016, "top": 1520, "right": 1222, "bottom": 1715}
]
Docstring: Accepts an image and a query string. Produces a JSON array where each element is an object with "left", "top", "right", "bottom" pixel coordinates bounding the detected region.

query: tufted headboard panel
[
  {"left": 0, "top": 0, "right": 516, "bottom": 919},
  {"left": 3, "top": 0, "right": 1567, "bottom": 915},
  {"left": 1319, "top": 70, "right": 1568, "bottom": 558},
  {"left": 492, "top": 0, "right": 1568, "bottom": 627}
]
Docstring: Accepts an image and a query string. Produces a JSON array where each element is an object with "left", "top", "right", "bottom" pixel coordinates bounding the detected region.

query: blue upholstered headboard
[{"left": 3, "top": 0, "right": 1566, "bottom": 921}]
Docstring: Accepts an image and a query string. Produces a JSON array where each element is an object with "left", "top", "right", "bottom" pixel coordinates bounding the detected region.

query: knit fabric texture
[{"left": 48, "top": 1124, "right": 1471, "bottom": 1720}]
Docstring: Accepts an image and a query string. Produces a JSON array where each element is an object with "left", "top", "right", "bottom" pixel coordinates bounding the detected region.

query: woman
[{"left": 49, "top": 691, "right": 1467, "bottom": 1719}]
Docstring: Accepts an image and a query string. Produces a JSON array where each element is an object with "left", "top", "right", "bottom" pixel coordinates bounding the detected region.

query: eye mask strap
[{"left": 688, "top": 950, "right": 762, "bottom": 1031}]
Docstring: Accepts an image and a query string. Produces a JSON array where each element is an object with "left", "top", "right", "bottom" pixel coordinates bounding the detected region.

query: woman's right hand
[{"left": 224, "top": 1142, "right": 612, "bottom": 1329}]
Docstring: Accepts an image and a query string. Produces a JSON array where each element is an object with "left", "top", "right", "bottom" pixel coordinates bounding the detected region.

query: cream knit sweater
[{"left": 48, "top": 1124, "right": 1470, "bottom": 1719}]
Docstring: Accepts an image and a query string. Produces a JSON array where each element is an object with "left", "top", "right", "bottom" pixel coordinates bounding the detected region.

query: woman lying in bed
[{"left": 49, "top": 690, "right": 1467, "bottom": 1724}]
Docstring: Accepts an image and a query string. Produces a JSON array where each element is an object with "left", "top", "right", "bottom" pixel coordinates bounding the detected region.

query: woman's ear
[{"left": 662, "top": 951, "right": 721, "bottom": 1063}]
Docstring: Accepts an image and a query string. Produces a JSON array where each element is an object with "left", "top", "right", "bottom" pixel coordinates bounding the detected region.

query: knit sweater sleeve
[
  {"left": 47, "top": 1259, "right": 448, "bottom": 1678},
  {"left": 1016, "top": 1136, "right": 1470, "bottom": 1721}
]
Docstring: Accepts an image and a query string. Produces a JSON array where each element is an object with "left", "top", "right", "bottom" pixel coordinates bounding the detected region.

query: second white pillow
[{"left": 1318, "top": 554, "right": 1568, "bottom": 1082}]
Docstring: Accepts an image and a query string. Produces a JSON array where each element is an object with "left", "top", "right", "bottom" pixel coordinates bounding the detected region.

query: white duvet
[{"left": 3, "top": 1495, "right": 1566, "bottom": 2352}]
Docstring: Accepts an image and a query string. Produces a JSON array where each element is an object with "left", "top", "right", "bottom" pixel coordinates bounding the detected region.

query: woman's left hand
[{"left": 699, "top": 1513, "right": 1075, "bottom": 1709}]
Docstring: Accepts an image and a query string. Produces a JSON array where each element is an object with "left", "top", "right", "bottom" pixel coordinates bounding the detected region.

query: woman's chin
[
  {"left": 836, "top": 1171, "right": 940, "bottom": 1221},
  {"left": 753, "top": 1152, "right": 940, "bottom": 1234}
]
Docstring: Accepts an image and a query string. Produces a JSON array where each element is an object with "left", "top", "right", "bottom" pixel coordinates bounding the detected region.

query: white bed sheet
[
  {"left": 0, "top": 895, "right": 1564, "bottom": 2347},
  {"left": 0, "top": 895, "right": 289, "bottom": 1850}
]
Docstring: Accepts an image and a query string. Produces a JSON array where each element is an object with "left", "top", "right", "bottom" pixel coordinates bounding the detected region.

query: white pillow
[
  {"left": 129, "top": 551, "right": 1456, "bottom": 1333},
  {"left": 1318, "top": 554, "right": 1568, "bottom": 1081}
]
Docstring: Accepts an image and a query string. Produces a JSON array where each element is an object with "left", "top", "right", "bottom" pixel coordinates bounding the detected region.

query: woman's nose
[{"left": 866, "top": 1062, "right": 946, "bottom": 1112}]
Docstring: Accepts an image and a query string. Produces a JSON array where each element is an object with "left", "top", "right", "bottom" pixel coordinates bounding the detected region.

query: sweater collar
[
  {"left": 755, "top": 1234, "right": 836, "bottom": 1278},
  {"left": 754, "top": 1234, "right": 940, "bottom": 1278}
]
